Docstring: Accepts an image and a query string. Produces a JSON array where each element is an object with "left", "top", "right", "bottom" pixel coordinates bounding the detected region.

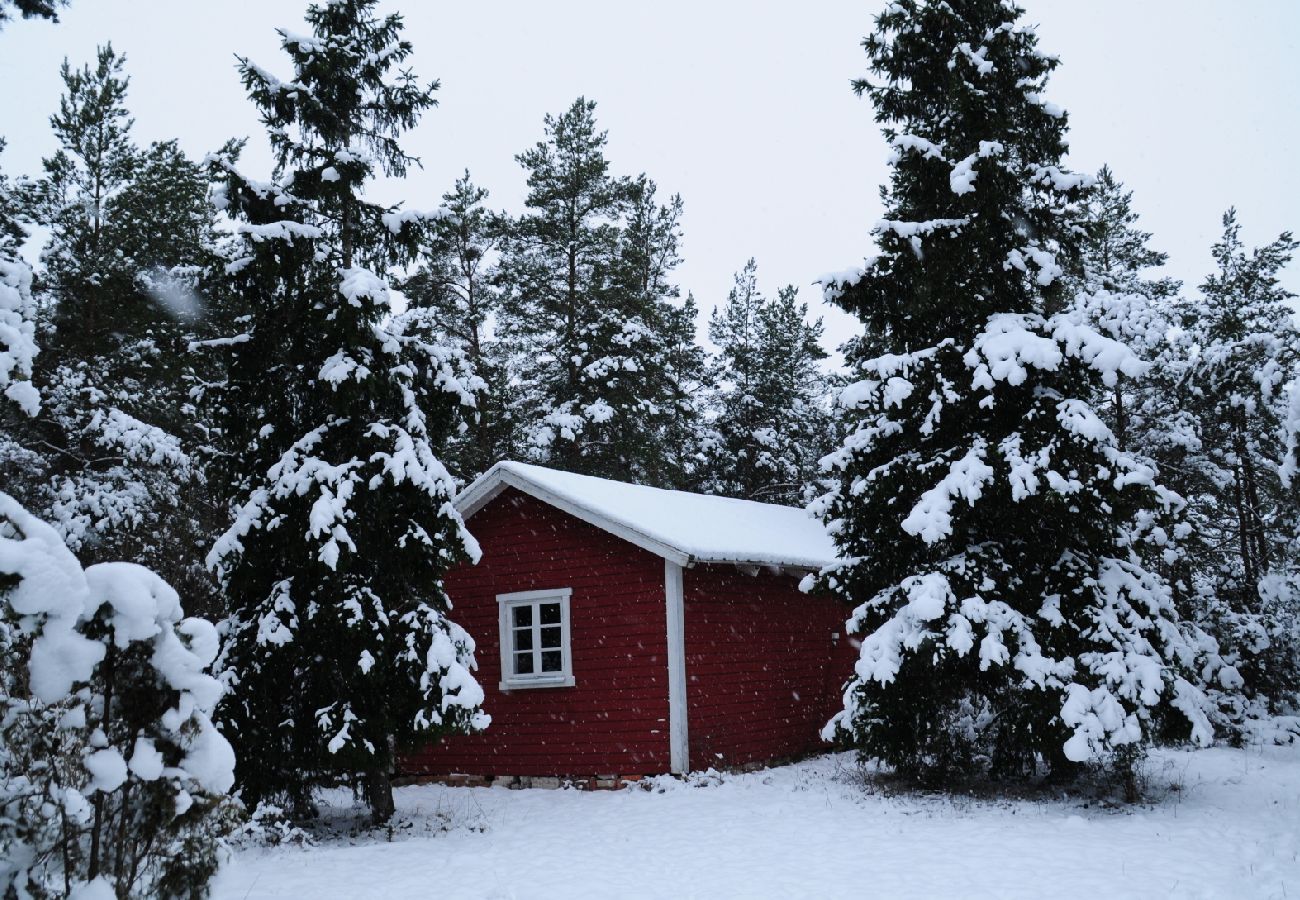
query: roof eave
[{"left": 455, "top": 463, "right": 693, "bottom": 567}]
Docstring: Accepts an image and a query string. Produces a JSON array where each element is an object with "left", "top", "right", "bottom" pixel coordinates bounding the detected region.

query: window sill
[{"left": 499, "top": 675, "right": 576, "bottom": 692}]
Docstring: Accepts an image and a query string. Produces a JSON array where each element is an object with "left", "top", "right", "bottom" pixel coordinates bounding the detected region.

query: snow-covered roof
[{"left": 457, "top": 461, "right": 838, "bottom": 571}]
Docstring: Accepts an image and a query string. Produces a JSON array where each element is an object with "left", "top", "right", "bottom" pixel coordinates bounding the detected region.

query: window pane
[
  {"left": 514, "top": 652, "right": 534, "bottom": 675},
  {"left": 539, "top": 602, "right": 561, "bottom": 625},
  {"left": 513, "top": 627, "right": 533, "bottom": 651},
  {"left": 540, "top": 625, "right": 562, "bottom": 649},
  {"left": 512, "top": 605, "right": 532, "bottom": 628},
  {"left": 540, "top": 650, "right": 562, "bottom": 672}
]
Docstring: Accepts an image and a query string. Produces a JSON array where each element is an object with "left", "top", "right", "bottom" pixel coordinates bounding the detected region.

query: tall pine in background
[
  {"left": 659, "top": 291, "right": 709, "bottom": 489},
  {"left": 1167, "top": 211, "right": 1300, "bottom": 709},
  {"left": 1070, "top": 165, "right": 1180, "bottom": 452},
  {"left": 400, "top": 171, "right": 517, "bottom": 481},
  {"left": 207, "top": 0, "right": 487, "bottom": 821},
  {"left": 0, "top": 45, "right": 218, "bottom": 607},
  {"left": 813, "top": 0, "right": 1212, "bottom": 787},
  {"left": 499, "top": 98, "right": 684, "bottom": 482},
  {"left": 702, "top": 259, "right": 831, "bottom": 505}
]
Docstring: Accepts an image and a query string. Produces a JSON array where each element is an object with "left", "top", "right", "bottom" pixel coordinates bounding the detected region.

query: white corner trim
[{"left": 664, "top": 559, "right": 689, "bottom": 775}]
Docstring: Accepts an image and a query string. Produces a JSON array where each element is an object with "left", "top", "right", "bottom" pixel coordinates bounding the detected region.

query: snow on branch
[
  {"left": 1, "top": 257, "right": 40, "bottom": 416},
  {"left": 901, "top": 439, "right": 995, "bottom": 543}
]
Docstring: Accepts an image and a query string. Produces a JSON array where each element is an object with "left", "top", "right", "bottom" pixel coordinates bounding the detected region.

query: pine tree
[
  {"left": 1071, "top": 166, "right": 1180, "bottom": 451},
  {"left": 611, "top": 176, "right": 690, "bottom": 485},
  {"left": 499, "top": 99, "right": 685, "bottom": 482},
  {"left": 400, "top": 171, "right": 516, "bottom": 480},
  {"left": 207, "top": 0, "right": 487, "bottom": 821},
  {"left": 0, "top": 46, "right": 217, "bottom": 608},
  {"left": 1168, "top": 210, "right": 1300, "bottom": 708},
  {"left": 703, "top": 259, "right": 830, "bottom": 505},
  {"left": 39, "top": 45, "right": 136, "bottom": 356},
  {"left": 813, "top": 0, "right": 1212, "bottom": 787},
  {"left": 660, "top": 291, "right": 709, "bottom": 489}
]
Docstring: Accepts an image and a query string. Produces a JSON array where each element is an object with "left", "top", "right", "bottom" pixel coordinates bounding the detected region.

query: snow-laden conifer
[
  {"left": 702, "top": 259, "right": 832, "bottom": 505},
  {"left": 0, "top": 141, "right": 38, "bottom": 416},
  {"left": 1069, "top": 166, "right": 1180, "bottom": 452},
  {"left": 205, "top": 0, "right": 487, "bottom": 821},
  {"left": 812, "top": 0, "right": 1213, "bottom": 785},
  {"left": 399, "top": 172, "right": 518, "bottom": 481},
  {"left": 499, "top": 99, "right": 687, "bottom": 483},
  {"left": 1162, "top": 211, "right": 1300, "bottom": 710},
  {"left": 1, "top": 47, "right": 219, "bottom": 606}
]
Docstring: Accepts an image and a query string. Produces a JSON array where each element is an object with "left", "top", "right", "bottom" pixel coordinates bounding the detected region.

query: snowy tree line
[{"left": 0, "top": 0, "right": 1297, "bottom": 895}]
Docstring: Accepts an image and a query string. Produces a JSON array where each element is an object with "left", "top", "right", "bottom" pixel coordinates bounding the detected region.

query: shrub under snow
[{"left": 0, "top": 492, "right": 237, "bottom": 899}]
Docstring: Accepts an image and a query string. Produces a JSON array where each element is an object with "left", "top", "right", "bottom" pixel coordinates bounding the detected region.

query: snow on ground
[{"left": 212, "top": 744, "right": 1300, "bottom": 900}]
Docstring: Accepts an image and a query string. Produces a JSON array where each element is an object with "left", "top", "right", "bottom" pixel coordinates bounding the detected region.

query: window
[{"left": 497, "top": 589, "right": 574, "bottom": 690}]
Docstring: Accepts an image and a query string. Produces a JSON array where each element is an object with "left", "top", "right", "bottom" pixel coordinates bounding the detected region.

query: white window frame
[{"left": 497, "top": 588, "right": 575, "bottom": 691}]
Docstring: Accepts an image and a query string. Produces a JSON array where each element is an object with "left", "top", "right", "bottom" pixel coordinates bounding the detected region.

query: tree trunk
[
  {"left": 364, "top": 769, "right": 396, "bottom": 824},
  {"left": 1113, "top": 376, "right": 1127, "bottom": 452},
  {"left": 1233, "top": 461, "right": 1256, "bottom": 593},
  {"left": 87, "top": 642, "right": 117, "bottom": 880}
]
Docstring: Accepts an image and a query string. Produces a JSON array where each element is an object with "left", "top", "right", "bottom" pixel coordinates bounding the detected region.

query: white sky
[{"left": 1, "top": 0, "right": 1296, "bottom": 354}]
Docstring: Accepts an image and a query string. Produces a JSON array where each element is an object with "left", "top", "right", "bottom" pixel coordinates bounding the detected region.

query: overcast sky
[{"left": 1, "top": 0, "right": 1296, "bottom": 354}]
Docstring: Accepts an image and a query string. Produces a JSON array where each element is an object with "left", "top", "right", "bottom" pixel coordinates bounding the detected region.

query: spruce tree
[
  {"left": 499, "top": 99, "right": 684, "bottom": 482},
  {"left": 207, "top": 0, "right": 487, "bottom": 821},
  {"left": 400, "top": 171, "right": 516, "bottom": 480},
  {"left": 703, "top": 259, "right": 831, "bottom": 505},
  {"left": 813, "top": 0, "right": 1212, "bottom": 786}
]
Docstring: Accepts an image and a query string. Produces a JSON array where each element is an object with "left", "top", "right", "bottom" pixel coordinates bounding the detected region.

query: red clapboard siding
[
  {"left": 683, "top": 564, "right": 856, "bottom": 769},
  {"left": 400, "top": 488, "right": 670, "bottom": 778}
]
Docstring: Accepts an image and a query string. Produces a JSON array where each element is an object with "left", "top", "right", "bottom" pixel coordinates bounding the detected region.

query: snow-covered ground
[{"left": 213, "top": 744, "right": 1300, "bottom": 899}]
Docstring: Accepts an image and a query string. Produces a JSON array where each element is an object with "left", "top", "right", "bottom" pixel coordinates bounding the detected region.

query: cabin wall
[
  {"left": 401, "top": 488, "right": 670, "bottom": 778},
  {"left": 683, "top": 564, "right": 855, "bottom": 769}
]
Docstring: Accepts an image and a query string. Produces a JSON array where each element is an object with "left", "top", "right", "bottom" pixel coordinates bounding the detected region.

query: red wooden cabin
[{"left": 401, "top": 462, "right": 854, "bottom": 782}]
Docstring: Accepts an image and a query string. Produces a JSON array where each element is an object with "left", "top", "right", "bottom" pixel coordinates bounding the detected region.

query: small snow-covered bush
[{"left": 0, "top": 492, "right": 238, "bottom": 899}]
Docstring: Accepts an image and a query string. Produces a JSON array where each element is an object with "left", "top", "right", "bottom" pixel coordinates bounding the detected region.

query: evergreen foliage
[
  {"left": 1070, "top": 165, "right": 1180, "bottom": 451},
  {"left": 0, "top": 140, "right": 39, "bottom": 418},
  {"left": 0, "top": 0, "right": 66, "bottom": 26},
  {"left": 702, "top": 259, "right": 831, "bottom": 505},
  {"left": 498, "top": 99, "right": 687, "bottom": 483},
  {"left": 659, "top": 292, "right": 710, "bottom": 489},
  {"left": 812, "top": 0, "right": 1213, "bottom": 785},
  {"left": 0, "top": 139, "right": 27, "bottom": 254},
  {"left": 399, "top": 171, "right": 517, "bottom": 481},
  {"left": 1161, "top": 211, "right": 1300, "bottom": 710},
  {"left": 0, "top": 46, "right": 219, "bottom": 611},
  {"left": 205, "top": 0, "right": 488, "bottom": 821}
]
